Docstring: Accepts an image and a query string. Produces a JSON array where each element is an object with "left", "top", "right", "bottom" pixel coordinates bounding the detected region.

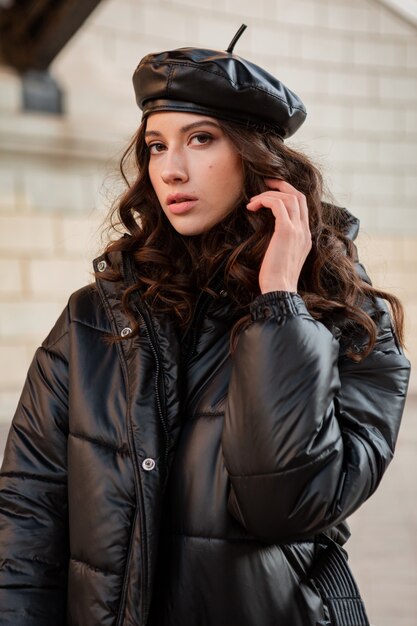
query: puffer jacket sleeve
[
  {"left": 221, "top": 289, "right": 410, "bottom": 543},
  {"left": 0, "top": 306, "right": 70, "bottom": 625}
]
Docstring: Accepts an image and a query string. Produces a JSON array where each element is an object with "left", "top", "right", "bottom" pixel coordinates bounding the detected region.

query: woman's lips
[
  {"left": 167, "top": 199, "right": 198, "bottom": 214},
  {"left": 166, "top": 193, "right": 198, "bottom": 214}
]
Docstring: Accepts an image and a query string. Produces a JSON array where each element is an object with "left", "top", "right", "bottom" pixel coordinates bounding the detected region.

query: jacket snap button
[
  {"left": 263, "top": 306, "right": 272, "bottom": 317},
  {"left": 142, "top": 458, "right": 155, "bottom": 471},
  {"left": 97, "top": 260, "right": 107, "bottom": 272},
  {"left": 121, "top": 327, "right": 132, "bottom": 337}
]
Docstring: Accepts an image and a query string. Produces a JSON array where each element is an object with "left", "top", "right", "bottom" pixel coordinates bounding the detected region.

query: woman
[{"left": 0, "top": 27, "right": 411, "bottom": 626}]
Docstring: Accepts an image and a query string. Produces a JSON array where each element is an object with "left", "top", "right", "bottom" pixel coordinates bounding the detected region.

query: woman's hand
[{"left": 246, "top": 179, "right": 312, "bottom": 294}]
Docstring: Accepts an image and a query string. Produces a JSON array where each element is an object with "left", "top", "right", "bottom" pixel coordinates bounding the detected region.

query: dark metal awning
[{"left": 0, "top": 0, "right": 103, "bottom": 73}]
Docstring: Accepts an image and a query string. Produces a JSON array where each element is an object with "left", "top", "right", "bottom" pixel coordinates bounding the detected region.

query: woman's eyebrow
[
  {"left": 145, "top": 129, "right": 163, "bottom": 138},
  {"left": 145, "top": 120, "right": 221, "bottom": 138},
  {"left": 180, "top": 121, "right": 221, "bottom": 132}
]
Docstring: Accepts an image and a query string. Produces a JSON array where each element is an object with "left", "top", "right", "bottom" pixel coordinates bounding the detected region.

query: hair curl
[{"left": 98, "top": 118, "right": 404, "bottom": 361}]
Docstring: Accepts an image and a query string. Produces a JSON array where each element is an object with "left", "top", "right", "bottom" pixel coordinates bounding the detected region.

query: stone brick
[
  {"left": 57, "top": 214, "right": 103, "bottom": 257},
  {"left": 300, "top": 31, "right": 351, "bottom": 65},
  {"left": 404, "top": 306, "right": 417, "bottom": 344},
  {"left": 377, "top": 6, "right": 417, "bottom": 37},
  {"left": 140, "top": 5, "right": 192, "bottom": 44},
  {"left": 0, "top": 302, "right": 64, "bottom": 339},
  {"left": 53, "top": 19, "right": 115, "bottom": 75},
  {"left": 377, "top": 207, "right": 417, "bottom": 235},
  {"left": 353, "top": 37, "right": 406, "bottom": 68},
  {"left": 356, "top": 234, "right": 406, "bottom": 269},
  {"left": 274, "top": 0, "right": 320, "bottom": 27},
  {"left": 0, "top": 391, "right": 20, "bottom": 425},
  {"left": 348, "top": 203, "right": 383, "bottom": 234},
  {"left": 379, "top": 74, "right": 417, "bottom": 103},
  {"left": 0, "top": 345, "right": 32, "bottom": 388},
  {"left": 248, "top": 25, "right": 292, "bottom": 59},
  {"left": 304, "top": 101, "right": 351, "bottom": 131},
  {"left": 83, "top": 172, "right": 114, "bottom": 218},
  {"left": 405, "top": 297, "right": 417, "bottom": 317},
  {"left": 352, "top": 105, "right": 404, "bottom": 136},
  {"left": 352, "top": 171, "right": 399, "bottom": 198},
  {"left": 271, "top": 63, "right": 325, "bottom": 98},
  {"left": 325, "top": 2, "right": 373, "bottom": 33},
  {"left": 225, "top": 0, "right": 268, "bottom": 20},
  {"left": 1, "top": 108, "right": 58, "bottom": 145},
  {"left": 161, "top": 0, "right": 214, "bottom": 9},
  {"left": 1, "top": 110, "right": 86, "bottom": 163},
  {"left": 402, "top": 238, "right": 417, "bottom": 266},
  {"left": 21, "top": 163, "right": 88, "bottom": 213},
  {"left": 0, "top": 260, "right": 23, "bottom": 297},
  {"left": 326, "top": 69, "right": 374, "bottom": 100},
  {"left": 321, "top": 168, "right": 354, "bottom": 200},
  {"left": 91, "top": 0, "right": 134, "bottom": 34},
  {"left": 405, "top": 108, "right": 417, "bottom": 134},
  {"left": 0, "top": 67, "right": 21, "bottom": 113},
  {"left": 374, "top": 268, "right": 415, "bottom": 297},
  {"left": 357, "top": 263, "right": 389, "bottom": 288},
  {"left": 0, "top": 165, "right": 17, "bottom": 212},
  {"left": 0, "top": 215, "right": 56, "bottom": 255},
  {"left": 377, "top": 141, "right": 417, "bottom": 169},
  {"left": 110, "top": 32, "right": 157, "bottom": 75},
  {"left": 28, "top": 259, "right": 92, "bottom": 298},
  {"left": 61, "top": 77, "right": 137, "bottom": 131},
  {"left": 406, "top": 43, "right": 417, "bottom": 69},
  {"left": 327, "top": 138, "right": 378, "bottom": 168}
]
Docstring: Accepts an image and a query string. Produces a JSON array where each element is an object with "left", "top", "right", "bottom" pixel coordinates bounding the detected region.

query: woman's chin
[{"left": 168, "top": 221, "right": 214, "bottom": 237}]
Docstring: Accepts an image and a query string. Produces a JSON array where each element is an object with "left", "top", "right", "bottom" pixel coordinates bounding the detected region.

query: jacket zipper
[
  {"left": 96, "top": 277, "right": 147, "bottom": 626},
  {"left": 134, "top": 302, "right": 170, "bottom": 470},
  {"left": 133, "top": 301, "right": 170, "bottom": 622},
  {"left": 121, "top": 251, "right": 170, "bottom": 622},
  {"left": 121, "top": 253, "right": 169, "bottom": 467}
]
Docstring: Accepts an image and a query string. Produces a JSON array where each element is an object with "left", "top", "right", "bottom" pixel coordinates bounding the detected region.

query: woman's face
[{"left": 145, "top": 112, "right": 244, "bottom": 236}]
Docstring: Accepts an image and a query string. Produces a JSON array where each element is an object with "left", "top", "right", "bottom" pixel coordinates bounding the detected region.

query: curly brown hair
[{"left": 98, "top": 118, "right": 404, "bottom": 361}]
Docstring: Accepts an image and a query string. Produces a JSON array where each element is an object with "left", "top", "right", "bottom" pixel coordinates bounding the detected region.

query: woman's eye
[
  {"left": 148, "top": 143, "right": 166, "bottom": 154},
  {"left": 190, "top": 133, "right": 212, "bottom": 145}
]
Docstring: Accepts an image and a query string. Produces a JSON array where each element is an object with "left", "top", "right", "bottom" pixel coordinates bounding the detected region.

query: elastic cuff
[{"left": 250, "top": 291, "right": 309, "bottom": 321}]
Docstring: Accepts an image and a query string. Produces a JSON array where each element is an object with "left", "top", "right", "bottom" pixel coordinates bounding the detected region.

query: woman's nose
[{"left": 161, "top": 151, "right": 189, "bottom": 184}]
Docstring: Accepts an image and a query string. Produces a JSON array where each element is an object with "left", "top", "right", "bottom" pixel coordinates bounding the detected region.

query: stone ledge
[{"left": 0, "top": 109, "right": 130, "bottom": 162}]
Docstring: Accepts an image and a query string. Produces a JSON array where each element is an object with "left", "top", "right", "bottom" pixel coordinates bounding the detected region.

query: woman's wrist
[{"left": 260, "top": 282, "right": 297, "bottom": 294}]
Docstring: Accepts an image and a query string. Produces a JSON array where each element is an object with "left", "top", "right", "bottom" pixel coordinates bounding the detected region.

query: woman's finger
[
  {"left": 247, "top": 192, "right": 302, "bottom": 223},
  {"left": 246, "top": 196, "right": 289, "bottom": 216},
  {"left": 264, "top": 179, "right": 307, "bottom": 208},
  {"left": 246, "top": 197, "right": 300, "bottom": 230},
  {"left": 262, "top": 180, "right": 310, "bottom": 226},
  {"left": 264, "top": 178, "right": 303, "bottom": 199}
]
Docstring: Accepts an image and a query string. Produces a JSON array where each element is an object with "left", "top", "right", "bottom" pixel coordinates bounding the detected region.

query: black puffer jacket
[{"left": 0, "top": 214, "right": 410, "bottom": 626}]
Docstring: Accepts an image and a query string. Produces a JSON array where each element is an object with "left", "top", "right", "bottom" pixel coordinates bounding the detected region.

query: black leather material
[
  {"left": 132, "top": 47, "right": 307, "bottom": 139},
  {"left": 0, "top": 211, "right": 410, "bottom": 625}
]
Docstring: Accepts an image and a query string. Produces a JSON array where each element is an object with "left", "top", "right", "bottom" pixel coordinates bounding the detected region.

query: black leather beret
[{"left": 132, "top": 47, "right": 307, "bottom": 140}]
